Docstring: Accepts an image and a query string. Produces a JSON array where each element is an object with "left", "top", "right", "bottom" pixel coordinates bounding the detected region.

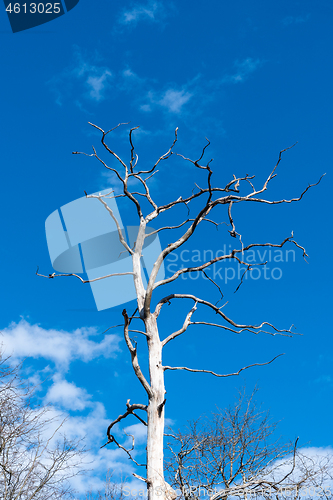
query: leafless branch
[
  {"left": 163, "top": 354, "right": 284, "bottom": 377},
  {"left": 88, "top": 121, "right": 129, "bottom": 171},
  {"left": 100, "top": 324, "right": 123, "bottom": 334},
  {"left": 0, "top": 352, "right": 86, "bottom": 499},
  {"left": 136, "top": 127, "right": 179, "bottom": 175},
  {"left": 102, "top": 399, "right": 148, "bottom": 466},
  {"left": 202, "top": 270, "right": 224, "bottom": 303},
  {"left": 122, "top": 309, "right": 153, "bottom": 398},
  {"left": 165, "top": 389, "right": 333, "bottom": 500},
  {"left": 155, "top": 294, "right": 295, "bottom": 336},
  {"left": 102, "top": 434, "right": 146, "bottom": 467},
  {"left": 190, "top": 321, "right": 295, "bottom": 337},
  {"left": 129, "top": 126, "right": 140, "bottom": 173},
  {"left": 161, "top": 302, "right": 198, "bottom": 346},
  {"left": 36, "top": 267, "right": 134, "bottom": 283},
  {"left": 146, "top": 218, "right": 224, "bottom": 238},
  {"left": 103, "top": 399, "right": 147, "bottom": 442},
  {"left": 133, "top": 473, "right": 148, "bottom": 483},
  {"left": 86, "top": 191, "right": 134, "bottom": 255},
  {"left": 152, "top": 233, "right": 307, "bottom": 291}
]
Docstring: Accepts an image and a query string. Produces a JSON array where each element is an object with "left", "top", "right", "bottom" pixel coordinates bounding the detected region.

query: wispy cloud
[
  {"left": 157, "top": 88, "right": 193, "bottom": 113},
  {"left": 86, "top": 70, "right": 112, "bottom": 101},
  {"left": 313, "top": 374, "right": 333, "bottom": 386},
  {"left": 221, "top": 57, "right": 263, "bottom": 84},
  {"left": 282, "top": 14, "right": 310, "bottom": 26},
  {"left": 49, "top": 50, "right": 263, "bottom": 123},
  {"left": 119, "top": 1, "right": 166, "bottom": 26},
  {"left": 43, "top": 401, "right": 139, "bottom": 494},
  {"left": 267, "top": 446, "right": 333, "bottom": 488},
  {"left": 72, "top": 48, "right": 113, "bottom": 102},
  {"left": 138, "top": 58, "right": 262, "bottom": 115},
  {"left": 141, "top": 87, "right": 193, "bottom": 114},
  {"left": 48, "top": 47, "right": 113, "bottom": 106},
  {"left": 0, "top": 319, "right": 121, "bottom": 371},
  {"left": 124, "top": 422, "right": 147, "bottom": 445}
]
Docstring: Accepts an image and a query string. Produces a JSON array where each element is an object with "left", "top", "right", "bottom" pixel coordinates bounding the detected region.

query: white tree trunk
[
  {"left": 130, "top": 223, "right": 175, "bottom": 500},
  {"left": 145, "top": 314, "right": 175, "bottom": 500},
  {"left": 145, "top": 314, "right": 165, "bottom": 500}
]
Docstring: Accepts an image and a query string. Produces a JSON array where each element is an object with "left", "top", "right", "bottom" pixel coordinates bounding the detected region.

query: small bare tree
[
  {"left": 0, "top": 353, "right": 86, "bottom": 499},
  {"left": 165, "top": 389, "right": 333, "bottom": 500},
  {"left": 84, "top": 471, "right": 131, "bottom": 500},
  {"left": 38, "top": 123, "right": 324, "bottom": 500}
]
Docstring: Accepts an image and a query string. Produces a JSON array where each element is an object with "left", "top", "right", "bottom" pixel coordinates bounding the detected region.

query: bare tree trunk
[
  {"left": 131, "top": 220, "right": 174, "bottom": 500},
  {"left": 145, "top": 314, "right": 167, "bottom": 500}
]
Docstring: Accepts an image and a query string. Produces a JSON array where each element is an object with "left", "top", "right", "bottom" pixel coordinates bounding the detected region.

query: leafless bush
[
  {"left": 165, "top": 389, "right": 333, "bottom": 500},
  {"left": 0, "top": 352, "right": 86, "bottom": 500}
]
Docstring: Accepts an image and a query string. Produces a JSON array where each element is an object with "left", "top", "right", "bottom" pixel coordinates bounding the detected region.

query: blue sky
[{"left": 0, "top": 0, "right": 332, "bottom": 495}]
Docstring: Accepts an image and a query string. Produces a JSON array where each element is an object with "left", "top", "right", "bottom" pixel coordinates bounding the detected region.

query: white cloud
[
  {"left": 38, "top": 400, "right": 139, "bottom": 495},
  {"left": 45, "top": 375, "right": 93, "bottom": 411},
  {"left": 0, "top": 319, "right": 121, "bottom": 371},
  {"left": 49, "top": 47, "right": 262, "bottom": 123},
  {"left": 263, "top": 446, "right": 333, "bottom": 491},
  {"left": 60, "top": 403, "right": 149, "bottom": 495},
  {"left": 158, "top": 89, "right": 193, "bottom": 113},
  {"left": 140, "top": 103, "right": 152, "bottom": 112},
  {"left": 49, "top": 47, "right": 113, "bottom": 106},
  {"left": 72, "top": 48, "right": 112, "bottom": 102},
  {"left": 0, "top": 353, "right": 133, "bottom": 497},
  {"left": 142, "top": 87, "right": 193, "bottom": 114},
  {"left": 137, "top": 58, "right": 261, "bottom": 116},
  {"left": 222, "top": 58, "right": 263, "bottom": 84},
  {"left": 121, "top": 418, "right": 175, "bottom": 456},
  {"left": 86, "top": 70, "right": 112, "bottom": 101},
  {"left": 124, "top": 422, "right": 147, "bottom": 445},
  {"left": 122, "top": 68, "right": 141, "bottom": 82},
  {"left": 53, "top": 400, "right": 109, "bottom": 443},
  {"left": 121, "top": 67, "right": 147, "bottom": 88},
  {"left": 210, "top": 447, "right": 333, "bottom": 500},
  {"left": 119, "top": 1, "right": 163, "bottom": 26}
]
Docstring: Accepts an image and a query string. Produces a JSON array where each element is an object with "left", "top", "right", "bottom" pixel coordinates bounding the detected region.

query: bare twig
[
  {"left": 102, "top": 398, "right": 148, "bottom": 465},
  {"left": 163, "top": 354, "right": 284, "bottom": 377},
  {"left": 36, "top": 267, "right": 134, "bottom": 283}
]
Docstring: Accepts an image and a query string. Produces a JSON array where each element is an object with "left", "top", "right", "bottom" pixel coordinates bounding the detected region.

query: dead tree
[
  {"left": 37, "top": 123, "right": 324, "bottom": 500},
  {"left": 165, "top": 388, "right": 333, "bottom": 500}
]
